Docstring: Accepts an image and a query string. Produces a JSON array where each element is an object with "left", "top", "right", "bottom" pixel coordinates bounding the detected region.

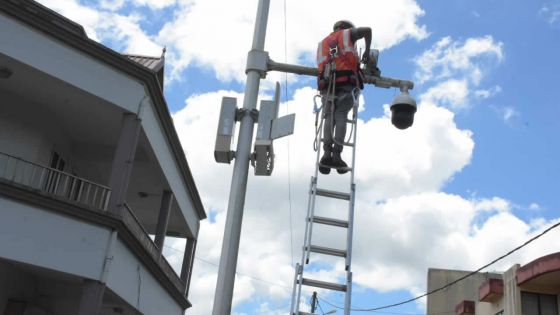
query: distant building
[
  {"left": 0, "top": 0, "right": 206, "bottom": 314},
  {"left": 427, "top": 252, "right": 560, "bottom": 315}
]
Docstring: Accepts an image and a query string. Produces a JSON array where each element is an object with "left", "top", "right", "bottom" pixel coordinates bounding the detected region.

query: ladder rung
[
  {"left": 312, "top": 215, "right": 349, "bottom": 228},
  {"left": 346, "top": 119, "right": 357, "bottom": 124},
  {"left": 315, "top": 188, "right": 350, "bottom": 200},
  {"left": 309, "top": 245, "right": 346, "bottom": 257},
  {"left": 300, "top": 278, "right": 347, "bottom": 292},
  {"left": 298, "top": 312, "right": 315, "bottom": 315}
]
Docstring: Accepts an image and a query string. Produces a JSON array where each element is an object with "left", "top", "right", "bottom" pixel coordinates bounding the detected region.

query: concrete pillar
[
  {"left": 78, "top": 279, "right": 105, "bottom": 315},
  {"left": 107, "top": 113, "right": 141, "bottom": 215},
  {"left": 503, "top": 264, "right": 522, "bottom": 314},
  {"left": 180, "top": 237, "right": 197, "bottom": 296},
  {"left": 154, "top": 190, "right": 174, "bottom": 252}
]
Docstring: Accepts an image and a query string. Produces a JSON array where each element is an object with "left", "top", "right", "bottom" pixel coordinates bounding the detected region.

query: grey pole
[{"left": 212, "top": 0, "right": 270, "bottom": 314}]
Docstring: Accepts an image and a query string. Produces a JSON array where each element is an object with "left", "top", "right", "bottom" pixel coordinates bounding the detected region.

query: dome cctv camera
[{"left": 390, "top": 90, "right": 417, "bottom": 130}]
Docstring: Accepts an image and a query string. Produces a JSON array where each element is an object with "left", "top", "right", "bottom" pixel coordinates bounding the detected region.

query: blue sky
[{"left": 38, "top": 0, "right": 560, "bottom": 314}]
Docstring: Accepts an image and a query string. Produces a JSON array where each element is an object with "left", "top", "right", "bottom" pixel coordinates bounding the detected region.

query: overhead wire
[
  {"left": 161, "top": 217, "right": 560, "bottom": 312},
  {"left": 163, "top": 244, "right": 292, "bottom": 291},
  {"left": 283, "top": 0, "right": 295, "bottom": 268},
  {"left": 316, "top": 218, "right": 560, "bottom": 312}
]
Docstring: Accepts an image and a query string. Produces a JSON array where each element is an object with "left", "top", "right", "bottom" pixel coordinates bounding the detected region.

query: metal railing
[
  {"left": 123, "top": 202, "right": 187, "bottom": 293},
  {"left": 0, "top": 152, "right": 111, "bottom": 211}
]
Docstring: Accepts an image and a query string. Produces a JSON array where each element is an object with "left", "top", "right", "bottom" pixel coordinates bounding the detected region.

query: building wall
[
  {"left": 427, "top": 269, "right": 501, "bottom": 314},
  {"left": 503, "top": 265, "right": 522, "bottom": 314},
  {"left": 0, "top": 91, "right": 74, "bottom": 169},
  {"left": 0, "top": 260, "right": 83, "bottom": 315},
  {"left": 0, "top": 196, "right": 111, "bottom": 280},
  {"left": 106, "top": 237, "right": 183, "bottom": 315},
  {"left": 0, "top": 195, "right": 183, "bottom": 314}
]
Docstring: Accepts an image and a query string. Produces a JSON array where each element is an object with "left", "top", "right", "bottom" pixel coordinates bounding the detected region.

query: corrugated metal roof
[{"left": 124, "top": 54, "right": 165, "bottom": 72}]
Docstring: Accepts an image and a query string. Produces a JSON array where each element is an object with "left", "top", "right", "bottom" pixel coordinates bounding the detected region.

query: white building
[{"left": 0, "top": 0, "right": 206, "bottom": 314}]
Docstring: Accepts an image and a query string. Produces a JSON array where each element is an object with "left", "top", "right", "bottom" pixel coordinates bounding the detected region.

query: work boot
[
  {"left": 331, "top": 151, "right": 348, "bottom": 174},
  {"left": 319, "top": 150, "right": 332, "bottom": 174}
]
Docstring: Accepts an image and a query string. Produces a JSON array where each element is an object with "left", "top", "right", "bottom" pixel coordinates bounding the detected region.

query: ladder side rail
[
  {"left": 345, "top": 101, "right": 359, "bottom": 271},
  {"left": 304, "top": 119, "right": 324, "bottom": 265},
  {"left": 344, "top": 272, "right": 353, "bottom": 315},
  {"left": 290, "top": 263, "right": 302, "bottom": 315},
  {"left": 304, "top": 176, "right": 319, "bottom": 265},
  {"left": 293, "top": 177, "right": 317, "bottom": 314}
]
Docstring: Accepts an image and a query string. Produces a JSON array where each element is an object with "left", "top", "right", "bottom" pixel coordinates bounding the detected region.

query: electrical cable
[
  {"left": 163, "top": 244, "right": 292, "bottom": 290},
  {"left": 317, "top": 296, "right": 452, "bottom": 315},
  {"left": 317, "top": 300, "right": 326, "bottom": 314},
  {"left": 283, "top": 0, "right": 295, "bottom": 269},
  {"left": 317, "top": 218, "right": 560, "bottom": 312}
]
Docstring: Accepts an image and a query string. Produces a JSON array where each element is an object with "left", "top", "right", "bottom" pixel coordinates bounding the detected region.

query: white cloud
[
  {"left": 540, "top": 3, "right": 560, "bottom": 25},
  {"left": 529, "top": 203, "right": 541, "bottom": 211},
  {"left": 474, "top": 197, "right": 510, "bottom": 213},
  {"left": 133, "top": 0, "right": 176, "bottom": 10},
  {"left": 415, "top": 36, "right": 503, "bottom": 85},
  {"left": 420, "top": 79, "right": 469, "bottom": 110},
  {"left": 157, "top": 0, "right": 428, "bottom": 83},
  {"left": 33, "top": 1, "right": 558, "bottom": 313},
  {"left": 414, "top": 36, "right": 504, "bottom": 111},
  {"left": 169, "top": 84, "right": 560, "bottom": 313},
  {"left": 37, "top": 0, "right": 163, "bottom": 56},
  {"left": 99, "top": 0, "right": 125, "bottom": 11},
  {"left": 502, "top": 107, "right": 519, "bottom": 122},
  {"left": 491, "top": 105, "right": 520, "bottom": 124},
  {"left": 474, "top": 85, "right": 502, "bottom": 99}
]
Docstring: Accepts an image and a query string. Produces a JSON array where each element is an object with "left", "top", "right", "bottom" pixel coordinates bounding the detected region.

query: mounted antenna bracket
[
  {"left": 214, "top": 97, "right": 238, "bottom": 164},
  {"left": 252, "top": 82, "right": 295, "bottom": 176}
]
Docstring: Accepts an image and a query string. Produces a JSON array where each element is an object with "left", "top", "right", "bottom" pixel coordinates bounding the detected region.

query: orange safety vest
[{"left": 316, "top": 29, "right": 361, "bottom": 91}]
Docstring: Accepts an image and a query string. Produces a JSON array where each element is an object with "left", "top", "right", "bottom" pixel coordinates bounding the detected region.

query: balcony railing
[
  {"left": 123, "top": 202, "right": 186, "bottom": 293},
  {"left": 0, "top": 152, "right": 111, "bottom": 211}
]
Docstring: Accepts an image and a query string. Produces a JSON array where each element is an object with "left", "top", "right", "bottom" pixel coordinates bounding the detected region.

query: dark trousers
[{"left": 322, "top": 84, "right": 356, "bottom": 153}]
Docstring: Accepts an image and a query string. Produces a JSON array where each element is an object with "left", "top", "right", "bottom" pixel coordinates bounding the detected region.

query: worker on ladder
[{"left": 316, "top": 20, "right": 371, "bottom": 174}]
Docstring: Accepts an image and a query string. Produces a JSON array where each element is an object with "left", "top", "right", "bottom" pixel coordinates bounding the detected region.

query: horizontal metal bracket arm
[{"left": 267, "top": 58, "right": 414, "bottom": 91}]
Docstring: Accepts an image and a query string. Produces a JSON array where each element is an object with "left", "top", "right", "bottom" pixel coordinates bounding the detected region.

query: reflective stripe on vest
[
  {"left": 317, "top": 41, "right": 326, "bottom": 65},
  {"left": 317, "top": 29, "right": 359, "bottom": 76}
]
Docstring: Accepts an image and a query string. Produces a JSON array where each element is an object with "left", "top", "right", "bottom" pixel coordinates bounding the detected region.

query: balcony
[
  {"left": 0, "top": 150, "right": 191, "bottom": 305},
  {"left": 0, "top": 151, "right": 111, "bottom": 211}
]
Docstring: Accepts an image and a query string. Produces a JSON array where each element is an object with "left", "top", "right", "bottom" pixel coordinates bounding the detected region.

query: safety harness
[{"left": 313, "top": 43, "right": 360, "bottom": 152}]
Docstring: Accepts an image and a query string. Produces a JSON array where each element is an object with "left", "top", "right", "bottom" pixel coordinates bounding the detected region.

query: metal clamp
[
  {"left": 246, "top": 49, "right": 269, "bottom": 78},
  {"left": 236, "top": 108, "right": 259, "bottom": 122}
]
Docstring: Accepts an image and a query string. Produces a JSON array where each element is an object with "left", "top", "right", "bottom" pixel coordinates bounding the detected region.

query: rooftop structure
[{"left": 427, "top": 252, "right": 560, "bottom": 315}]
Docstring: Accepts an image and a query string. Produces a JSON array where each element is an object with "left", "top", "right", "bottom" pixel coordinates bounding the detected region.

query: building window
[
  {"left": 521, "top": 292, "right": 558, "bottom": 315},
  {"left": 44, "top": 151, "right": 66, "bottom": 194}
]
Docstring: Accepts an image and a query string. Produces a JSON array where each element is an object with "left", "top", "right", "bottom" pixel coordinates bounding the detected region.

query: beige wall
[
  {"left": 427, "top": 269, "right": 502, "bottom": 315},
  {"left": 503, "top": 265, "right": 522, "bottom": 315}
]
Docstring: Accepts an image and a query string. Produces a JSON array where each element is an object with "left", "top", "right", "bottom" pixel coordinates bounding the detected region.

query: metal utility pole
[{"left": 212, "top": 0, "right": 270, "bottom": 314}]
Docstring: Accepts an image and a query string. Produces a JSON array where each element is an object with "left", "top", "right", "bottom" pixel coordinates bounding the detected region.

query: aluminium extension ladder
[{"left": 290, "top": 92, "right": 359, "bottom": 315}]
